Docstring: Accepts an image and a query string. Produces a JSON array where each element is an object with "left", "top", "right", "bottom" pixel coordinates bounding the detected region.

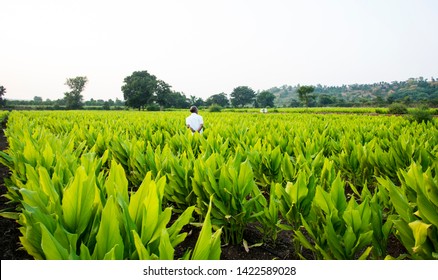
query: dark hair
[{"left": 190, "top": 106, "right": 198, "bottom": 113}]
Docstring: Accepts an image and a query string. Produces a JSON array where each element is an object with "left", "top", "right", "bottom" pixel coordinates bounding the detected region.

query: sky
[{"left": 1, "top": 0, "right": 438, "bottom": 101}]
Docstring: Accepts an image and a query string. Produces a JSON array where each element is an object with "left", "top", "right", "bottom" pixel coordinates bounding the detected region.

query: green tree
[
  {"left": 122, "top": 71, "right": 174, "bottom": 110},
  {"left": 205, "top": 93, "right": 229, "bottom": 107},
  {"left": 167, "top": 91, "right": 190, "bottom": 108},
  {"left": 102, "top": 101, "right": 110, "bottom": 110},
  {"left": 64, "top": 76, "right": 88, "bottom": 109},
  {"left": 188, "top": 95, "right": 204, "bottom": 107},
  {"left": 33, "top": 96, "right": 43, "bottom": 104},
  {"left": 387, "top": 95, "right": 396, "bottom": 104},
  {"left": 115, "top": 98, "right": 124, "bottom": 107},
  {"left": 256, "top": 90, "right": 275, "bottom": 108},
  {"left": 230, "top": 86, "right": 255, "bottom": 107},
  {"left": 122, "top": 71, "right": 158, "bottom": 110},
  {"left": 154, "top": 80, "right": 173, "bottom": 108},
  {"left": 0, "top": 85, "right": 6, "bottom": 107},
  {"left": 297, "top": 85, "right": 315, "bottom": 107},
  {"left": 317, "top": 94, "right": 336, "bottom": 106}
]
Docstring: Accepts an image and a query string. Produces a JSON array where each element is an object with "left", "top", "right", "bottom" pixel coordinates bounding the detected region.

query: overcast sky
[{"left": 1, "top": 0, "right": 437, "bottom": 101}]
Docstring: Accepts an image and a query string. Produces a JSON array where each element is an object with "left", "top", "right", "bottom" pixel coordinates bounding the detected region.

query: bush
[
  {"left": 375, "top": 108, "right": 387, "bottom": 114},
  {"left": 208, "top": 104, "right": 222, "bottom": 112},
  {"left": 408, "top": 106, "right": 434, "bottom": 124},
  {"left": 388, "top": 103, "right": 408, "bottom": 114},
  {"left": 146, "top": 104, "right": 160, "bottom": 111}
]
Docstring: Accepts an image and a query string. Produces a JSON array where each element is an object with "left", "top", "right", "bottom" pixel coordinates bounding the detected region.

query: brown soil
[{"left": 174, "top": 223, "right": 299, "bottom": 260}]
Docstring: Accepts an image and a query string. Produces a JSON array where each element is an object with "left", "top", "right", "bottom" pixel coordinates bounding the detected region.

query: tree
[
  {"left": 64, "top": 76, "right": 88, "bottom": 109},
  {"left": 121, "top": 71, "right": 175, "bottom": 110},
  {"left": 205, "top": 93, "right": 229, "bottom": 107},
  {"left": 102, "top": 101, "right": 110, "bottom": 110},
  {"left": 115, "top": 98, "right": 124, "bottom": 107},
  {"left": 230, "top": 86, "right": 255, "bottom": 107},
  {"left": 122, "top": 71, "right": 158, "bottom": 110},
  {"left": 167, "top": 91, "right": 190, "bottom": 108},
  {"left": 297, "top": 85, "right": 315, "bottom": 107},
  {"left": 154, "top": 80, "right": 173, "bottom": 108},
  {"left": 33, "top": 96, "right": 43, "bottom": 104},
  {"left": 188, "top": 95, "right": 204, "bottom": 107},
  {"left": 256, "top": 90, "right": 275, "bottom": 108},
  {"left": 0, "top": 85, "right": 6, "bottom": 107},
  {"left": 318, "top": 94, "right": 336, "bottom": 106}
]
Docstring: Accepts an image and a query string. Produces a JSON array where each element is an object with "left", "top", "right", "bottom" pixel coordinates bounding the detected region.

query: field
[{"left": 0, "top": 110, "right": 437, "bottom": 260}]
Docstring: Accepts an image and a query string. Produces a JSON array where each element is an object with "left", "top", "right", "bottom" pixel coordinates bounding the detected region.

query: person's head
[{"left": 190, "top": 106, "right": 198, "bottom": 114}]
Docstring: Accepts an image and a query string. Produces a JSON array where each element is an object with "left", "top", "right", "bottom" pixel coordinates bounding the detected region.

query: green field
[{"left": 0, "top": 110, "right": 437, "bottom": 260}]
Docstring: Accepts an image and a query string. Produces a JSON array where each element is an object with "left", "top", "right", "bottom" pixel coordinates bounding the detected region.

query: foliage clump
[
  {"left": 408, "top": 106, "right": 434, "bottom": 124},
  {"left": 146, "top": 104, "right": 160, "bottom": 111},
  {"left": 208, "top": 104, "right": 222, "bottom": 112},
  {"left": 388, "top": 103, "right": 408, "bottom": 114}
]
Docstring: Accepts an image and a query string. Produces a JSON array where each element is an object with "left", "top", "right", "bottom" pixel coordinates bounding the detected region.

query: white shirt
[{"left": 186, "top": 113, "right": 204, "bottom": 133}]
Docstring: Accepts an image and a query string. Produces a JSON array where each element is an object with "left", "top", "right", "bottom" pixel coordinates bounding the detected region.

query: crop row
[{"left": 0, "top": 110, "right": 437, "bottom": 259}]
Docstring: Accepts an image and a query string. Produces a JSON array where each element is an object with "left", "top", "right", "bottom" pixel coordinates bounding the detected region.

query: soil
[{"left": 0, "top": 117, "right": 407, "bottom": 260}]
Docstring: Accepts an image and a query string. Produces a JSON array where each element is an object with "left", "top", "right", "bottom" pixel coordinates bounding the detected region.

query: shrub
[
  {"left": 388, "top": 103, "right": 408, "bottom": 114},
  {"left": 375, "top": 108, "right": 387, "bottom": 114},
  {"left": 408, "top": 106, "right": 433, "bottom": 124},
  {"left": 208, "top": 104, "right": 222, "bottom": 112},
  {"left": 146, "top": 104, "right": 160, "bottom": 111}
]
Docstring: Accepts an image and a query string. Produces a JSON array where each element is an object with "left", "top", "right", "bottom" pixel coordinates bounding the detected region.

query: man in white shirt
[{"left": 186, "top": 106, "right": 204, "bottom": 134}]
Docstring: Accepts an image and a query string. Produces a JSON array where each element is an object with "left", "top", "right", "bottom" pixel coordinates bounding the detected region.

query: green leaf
[
  {"left": 358, "top": 246, "right": 373, "bottom": 260},
  {"left": 379, "top": 177, "right": 413, "bottom": 223},
  {"left": 168, "top": 206, "right": 195, "bottom": 246},
  {"left": 330, "top": 174, "right": 347, "bottom": 213},
  {"left": 209, "top": 228, "right": 222, "bottom": 260},
  {"left": 132, "top": 230, "right": 152, "bottom": 260},
  {"left": 42, "top": 143, "right": 54, "bottom": 169},
  {"left": 314, "top": 186, "right": 331, "bottom": 214},
  {"left": 192, "top": 196, "right": 222, "bottom": 260},
  {"left": 158, "top": 229, "right": 174, "bottom": 260},
  {"left": 94, "top": 197, "right": 124, "bottom": 260},
  {"left": 343, "top": 226, "right": 357, "bottom": 257},
  {"left": 129, "top": 172, "right": 152, "bottom": 229},
  {"left": 149, "top": 207, "right": 172, "bottom": 244},
  {"left": 293, "top": 230, "right": 315, "bottom": 252},
  {"left": 352, "top": 231, "right": 374, "bottom": 256},
  {"left": 62, "top": 166, "right": 96, "bottom": 235},
  {"left": 393, "top": 219, "right": 415, "bottom": 254},
  {"left": 238, "top": 161, "right": 255, "bottom": 197},
  {"left": 40, "top": 224, "right": 69, "bottom": 260},
  {"left": 141, "top": 180, "right": 160, "bottom": 244},
  {"left": 79, "top": 243, "right": 92, "bottom": 259},
  {"left": 38, "top": 167, "right": 60, "bottom": 206},
  {"left": 105, "top": 160, "right": 129, "bottom": 204},
  {"left": 409, "top": 220, "right": 431, "bottom": 253},
  {"left": 416, "top": 189, "right": 438, "bottom": 226},
  {"left": 288, "top": 172, "right": 309, "bottom": 205},
  {"left": 326, "top": 218, "right": 345, "bottom": 259},
  {"left": 23, "top": 140, "right": 39, "bottom": 166}
]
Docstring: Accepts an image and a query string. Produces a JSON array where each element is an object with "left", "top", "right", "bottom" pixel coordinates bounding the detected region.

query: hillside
[{"left": 269, "top": 77, "right": 438, "bottom": 107}]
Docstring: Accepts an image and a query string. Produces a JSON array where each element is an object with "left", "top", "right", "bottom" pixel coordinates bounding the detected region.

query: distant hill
[{"left": 267, "top": 77, "right": 438, "bottom": 107}]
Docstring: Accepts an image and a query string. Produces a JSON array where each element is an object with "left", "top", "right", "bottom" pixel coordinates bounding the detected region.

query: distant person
[{"left": 186, "top": 106, "right": 204, "bottom": 134}]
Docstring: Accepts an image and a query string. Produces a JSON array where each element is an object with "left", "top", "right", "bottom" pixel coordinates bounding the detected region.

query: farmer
[{"left": 186, "top": 106, "right": 204, "bottom": 134}]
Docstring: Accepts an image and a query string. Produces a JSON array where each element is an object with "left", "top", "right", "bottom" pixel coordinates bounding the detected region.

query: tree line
[
  {"left": 1, "top": 73, "right": 437, "bottom": 110},
  {"left": 120, "top": 70, "right": 277, "bottom": 110}
]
